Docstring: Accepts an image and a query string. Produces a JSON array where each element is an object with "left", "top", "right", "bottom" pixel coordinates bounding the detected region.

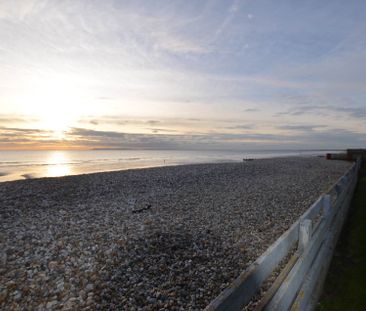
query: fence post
[{"left": 299, "top": 219, "right": 312, "bottom": 252}]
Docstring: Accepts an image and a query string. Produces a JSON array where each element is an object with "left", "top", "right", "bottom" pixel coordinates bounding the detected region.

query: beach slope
[{"left": 0, "top": 157, "right": 351, "bottom": 310}]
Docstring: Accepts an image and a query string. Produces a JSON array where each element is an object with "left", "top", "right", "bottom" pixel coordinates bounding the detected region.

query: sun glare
[
  {"left": 46, "top": 151, "right": 71, "bottom": 177},
  {"left": 20, "top": 74, "right": 88, "bottom": 139}
]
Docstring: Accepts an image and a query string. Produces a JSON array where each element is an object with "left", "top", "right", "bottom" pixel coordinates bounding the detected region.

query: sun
[
  {"left": 21, "top": 74, "right": 86, "bottom": 139},
  {"left": 36, "top": 101, "right": 76, "bottom": 139}
]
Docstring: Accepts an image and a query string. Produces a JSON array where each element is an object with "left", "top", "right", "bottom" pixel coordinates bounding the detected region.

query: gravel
[{"left": 0, "top": 157, "right": 351, "bottom": 310}]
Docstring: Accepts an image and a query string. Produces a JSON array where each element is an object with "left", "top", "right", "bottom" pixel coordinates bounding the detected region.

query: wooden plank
[
  {"left": 204, "top": 221, "right": 299, "bottom": 311},
  {"left": 204, "top": 161, "right": 359, "bottom": 311},
  {"left": 271, "top": 164, "right": 358, "bottom": 311},
  {"left": 299, "top": 196, "right": 323, "bottom": 222},
  {"left": 322, "top": 195, "right": 331, "bottom": 217},
  {"left": 292, "top": 172, "right": 357, "bottom": 311},
  {"left": 254, "top": 252, "right": 299, "bottom": 311},
  {"left": 290, "top": 232, "right": 333, "bottom": 311},
  {"left": 264, "top": 209, "right": 334, "bottom": 311},
  {"left": 304, "top": 177, "right": 357, "bottom": 311}
]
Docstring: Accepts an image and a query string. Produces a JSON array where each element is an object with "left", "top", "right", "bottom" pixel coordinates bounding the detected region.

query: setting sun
[{"left": 21, "top": 75, "right": 83, "bottom": 135}]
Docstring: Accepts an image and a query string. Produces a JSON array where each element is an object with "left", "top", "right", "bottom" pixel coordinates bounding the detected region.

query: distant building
[{"left": 326, "top": 149, "right": 366, "bottom": 161}]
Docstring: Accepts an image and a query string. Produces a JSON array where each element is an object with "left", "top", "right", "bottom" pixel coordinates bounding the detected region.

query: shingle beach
[{"left": 0, "top": 157, "right": 351, "bottom": 310}]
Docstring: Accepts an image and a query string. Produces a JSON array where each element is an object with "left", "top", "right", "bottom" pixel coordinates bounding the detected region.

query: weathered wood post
[{"left": 299, "top": 219, "right": 312, "bottom": 252}]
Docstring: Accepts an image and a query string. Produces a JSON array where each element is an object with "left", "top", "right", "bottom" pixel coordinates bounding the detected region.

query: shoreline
[
  {"left": 0, "top": 154, "right": 326, "bottom": 184},
  {"left": 0, "top": 157, "right": 351, "bottom": 309},
  {"left": 1, "top": 160, "right": 236, "bottom": 183},
  {"left": 0, "top": 149, "right": 339, "bottom": 183}
]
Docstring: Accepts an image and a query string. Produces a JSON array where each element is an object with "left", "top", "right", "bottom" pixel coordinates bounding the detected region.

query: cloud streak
[
  {"left": 1, "top": 123, "right": 364, "bottom": 151},
  {"left": 0, "top": 1, "right": 366, "bottom": 149}
]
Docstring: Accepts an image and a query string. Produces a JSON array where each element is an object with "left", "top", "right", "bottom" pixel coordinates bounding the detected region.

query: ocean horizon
[{"left": 0, "top": 149, "right": 341, "bottom": 182}]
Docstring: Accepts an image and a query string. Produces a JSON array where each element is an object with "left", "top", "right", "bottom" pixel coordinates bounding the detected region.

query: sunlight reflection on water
[
  {"left": 46, "top": 151, "right": 71, "bottom": 177},
  {"left": 0, "top": 149, "right": 336, "bottom": 182}
]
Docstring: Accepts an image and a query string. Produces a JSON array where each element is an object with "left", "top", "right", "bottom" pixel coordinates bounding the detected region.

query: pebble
[
  {"left": 46, "top": 300, "right": 58, "bottom": 308},
  {"left": 0, "top": 157, "right": 351, "bottom": 310},
  {"left": 13, "top": 290, "right": 22, "bottom": 302}
]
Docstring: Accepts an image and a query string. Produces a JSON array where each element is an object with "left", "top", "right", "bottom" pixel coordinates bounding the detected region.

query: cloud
[
  {"left": 278, "top": 124, "right": 326, "bottom": 132},
  {"left": 300, "top": 128, "right": 366, "bottom": 148},
  {"left": 0, "top": 116, "right": 28, "bottom": 124},
  {"left": 151, "top": 31, "right": 210, "bottom": 54},
  {"left": 225, "top": 124, "right": 256, "bottom": 130},
  {"left": 0, "top": 126, "right": 47, "bottom": 134},
  {"left": 0, "top": 114, "right": 39, "bottom": 125},
  {"left": 275, "top": 100, "right": 366, "bottom": 121},
  {"left": 69, "top": 128, "right": 127, "bottom": 139},
  {"left": 147, "top": 128, "right": 180, "bottom": 134},
  {"left": 244, "top": 108, "right": 259, "bottom": 112},
  {"left": 332, "top": 106, "right": 366, "bottom": 119},
  {"left": 1, "top": 123, "right": 365, "bottom": 151},
  {"left": 0, "top": 126, "right": 64, "bottom": 149},
  {"left": 79, "top": 117, "right": 131, "bottom": 126},
  {"left": 146, "top": 120, "right": 161, "bottom": 125},
  {"left": 1, "top": 1, "right": 366, "bottom": 150},
  {"left": 66, "top": 127, "right": 294, "bottom": 148},
  {"left": 215, "top": 0, "right": 242, "bottom": 37},
  {"left": 66, "top": 127, "right": 204, "bottom": 149}
]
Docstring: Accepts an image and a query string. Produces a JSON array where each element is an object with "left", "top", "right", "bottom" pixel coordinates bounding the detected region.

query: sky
[{"left": 0, "top": 0, "right": 366, "bottom": 150}]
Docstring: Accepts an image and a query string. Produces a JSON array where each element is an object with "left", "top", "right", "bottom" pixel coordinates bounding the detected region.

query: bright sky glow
[
  {"left": 46, "top": 151, "right": 71, "bottom": 176},
  {"left": 0, "top": 0, "right": 366, "bottom": 150}
]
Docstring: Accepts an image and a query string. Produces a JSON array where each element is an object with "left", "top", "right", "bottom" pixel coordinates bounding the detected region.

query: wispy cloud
[
  {"left": 278, "top": 124, "right": 326, "bottom": 132},
  {"left": 0, "top": 115, "right": 35, "bottom": 124},
  {"left": 225, "top": 124, "right": 256, "bottom": 130},
  {"left": 1, "top": 1, "right": 366, "bottom": 149}
]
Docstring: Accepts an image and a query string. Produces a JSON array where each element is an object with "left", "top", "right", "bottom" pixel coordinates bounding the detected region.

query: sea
[{"left": 0, "top": 149, "right": 340, "bottom": 182}]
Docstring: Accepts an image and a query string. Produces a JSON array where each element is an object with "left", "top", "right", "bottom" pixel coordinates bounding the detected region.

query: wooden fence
[{"left": 205, "top": 158, "right": 361, "bottom": 311}]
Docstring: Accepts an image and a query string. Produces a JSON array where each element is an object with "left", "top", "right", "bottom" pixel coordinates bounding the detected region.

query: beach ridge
[{"left": 0, "top": 157, "right": 351, "bottom": 309}]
